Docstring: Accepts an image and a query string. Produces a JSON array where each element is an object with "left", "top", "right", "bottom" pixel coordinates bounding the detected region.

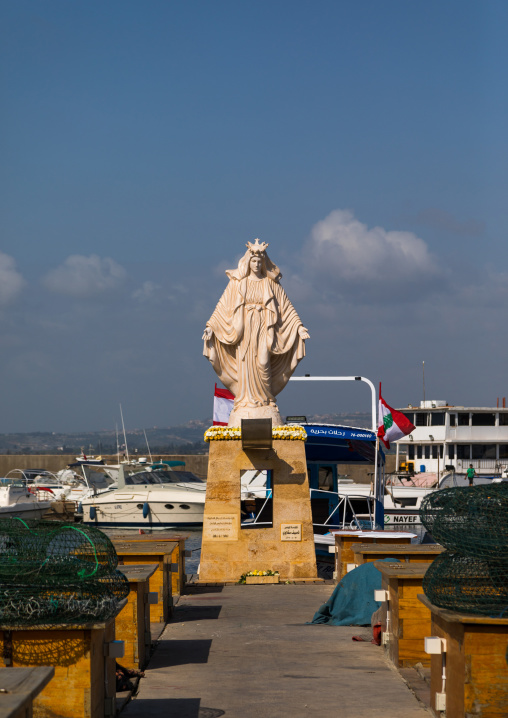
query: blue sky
[{"left": 1, "top": 1, "right": 507, "bottom": 432}]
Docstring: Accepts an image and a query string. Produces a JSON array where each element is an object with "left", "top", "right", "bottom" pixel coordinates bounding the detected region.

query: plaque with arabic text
[
  {"left": 203, "top": 514, "right": 239, "bottom": 541},
  {"left": 281, "top": 523, "right": 302, "bottom": 541}
]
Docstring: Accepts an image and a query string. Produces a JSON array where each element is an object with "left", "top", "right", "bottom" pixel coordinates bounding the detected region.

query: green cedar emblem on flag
[{"left": 383, "top": 413, "right": 393, "bottom": 431}]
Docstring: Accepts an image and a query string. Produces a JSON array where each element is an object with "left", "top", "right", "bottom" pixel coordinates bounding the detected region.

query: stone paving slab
[{"left": 124, "top": 584, "right": 430, "bottom": 718}]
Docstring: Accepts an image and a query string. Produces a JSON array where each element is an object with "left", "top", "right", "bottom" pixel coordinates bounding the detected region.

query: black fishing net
[
  {"left": 419, "top": 483, "right": 508, "bottom": 558},
  {"left": 422, "top": 551, "right": 508, "bottom": 617},
  {"left": 0, "top": 519, "right": 127, "bottom": 625},
  {"left": 419, "top": 483, "right": 508, "bottom": 615}
]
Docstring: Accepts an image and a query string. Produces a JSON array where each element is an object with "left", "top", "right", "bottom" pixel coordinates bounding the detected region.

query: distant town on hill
[{"left": 0, "top": 412, "right": 372, "bottom": 455}]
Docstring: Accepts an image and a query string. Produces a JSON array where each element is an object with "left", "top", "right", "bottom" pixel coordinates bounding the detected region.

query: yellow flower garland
[{"left": 204, "top": 425, "right": 307, "bottom": 442}]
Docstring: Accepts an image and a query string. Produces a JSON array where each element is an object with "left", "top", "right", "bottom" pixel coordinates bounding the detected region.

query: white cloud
[
  {"left": 42, "top": 255, "right": 126, "bottom": 297},
  {"left": 0, "top": 253, "right": 24, "bottom": 305},
  {"left": 304, "top": 209, "right": 442, "bottom": 289},
  {"left": 132, "top": 281, "right": 162, "bottom": 302}
]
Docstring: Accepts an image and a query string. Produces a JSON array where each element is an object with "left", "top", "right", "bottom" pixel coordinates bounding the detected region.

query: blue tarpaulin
[{"left": 310, "top": 558, "right": 399, "bottom": 626}]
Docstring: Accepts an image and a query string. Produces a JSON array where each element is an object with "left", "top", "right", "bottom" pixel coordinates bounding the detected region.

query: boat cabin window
[
  {"left": 169, "top": 471, "right": 205, "bottom": 483},
  {"left": 125, "top": 471, "right": 161, "bottom": 486},
  {"left": 408, "top": 445, "right": 415, "bottom": 460},
  {"left": 449, "top": 414, "right": 456, "bottom": 427},
  {"left": 415, "top": 412, "right": 428, "bottom": 426},
  {"left": 458, "top": 413, "right": 470, "bottom": 426},
  {"left": 499, "top": 444, "right": 508, "bottom": 459},
  {"left": 431, "top": 412, "right": 445, "bottom": 426},
  {"left": 499, "top": 413, "right": 508, "bottom": 426},
  {"left": 424, "top": 445, "right": 430, "bottom": 459},
  {"left": 125, "top": 470, "right": 205, "bottom": 485},
  {"left": 472, "top": 444, "right": 496, "bottom": 460},
  {"left": 416, "top": 445, "right": 422, "bottom": 459},
  {"left": 448, "top": 445, "right": 455, "bottom": 459},
  {"left": 456, "top": 444, "right": 471, "bottom": 460},
  {"left": 471, "top": 413, "right": 495, "bottom": 426},
  {"left": 431, "top": 445, "right": 443, "bottom": 459},
  {"left": 403, "top": 412, "right": 414, "bottom": 425},
  {"left": 125, "top": 472, "right": 164, "bottom": 485}
]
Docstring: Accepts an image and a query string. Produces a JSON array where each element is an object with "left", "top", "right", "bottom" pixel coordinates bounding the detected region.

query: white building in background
[{"left": 395, "top": 401, "right": 508, "bottom": 476}]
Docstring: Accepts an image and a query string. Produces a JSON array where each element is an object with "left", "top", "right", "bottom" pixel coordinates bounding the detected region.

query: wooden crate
[
  {"left": 375, "top": 561, "right": 432, "bottom": 667},
  {"left": 419, "top": 594, "right": 508, "bottom": 718},
  {"left": 117, "top": 564, "right": 158, "bottom": 670},
  {"left": 352, "top": 543, "right": 443, "bottom": 568},
  {"left": 112, "top": 541, "right": 177, "bottom": 623},
  {"left": 0, "top": 616, "right": 120, "bottom": 718},
  {"left": 0, "top": 667, "right": 54, "bottom": 718},
  {"left": 116, "top": 563, "right": 158, "bottom": 669},
  {"left": 110, "top": 534, "right": 186, "bottom": 597},
  {"left": 333, "top": 532, "right": 414, "bottom": 582}
]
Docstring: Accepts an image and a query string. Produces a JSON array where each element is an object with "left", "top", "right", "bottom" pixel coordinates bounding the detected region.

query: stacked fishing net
[
  {"left": 420, "top": 483, "right": 508, "bottom": 615},
  {"left": 0, "top": 518, "right": 128, "bottom": 625}
]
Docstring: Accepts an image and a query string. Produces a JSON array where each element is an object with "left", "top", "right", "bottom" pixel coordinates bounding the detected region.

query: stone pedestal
[
  {"left": 199, "top": 439, "right": 317, "bottom": 582},
  {"left": 228, "top": 404, "right": 282, "bottom": 427}
]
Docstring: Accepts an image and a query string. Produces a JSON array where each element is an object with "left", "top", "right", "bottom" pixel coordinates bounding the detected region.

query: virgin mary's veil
[{"left": 225, "top": 248, "right": 282, "bottom": 283}]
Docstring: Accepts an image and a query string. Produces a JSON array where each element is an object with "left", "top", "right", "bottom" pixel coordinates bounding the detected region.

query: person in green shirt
[{"left": 466, "top": 464, "right": 476, "bottom": 486}]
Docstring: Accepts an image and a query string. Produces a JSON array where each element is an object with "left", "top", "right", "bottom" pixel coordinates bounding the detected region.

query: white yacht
[
  {"left": 5, "top": 468, "right": 113, "bottom": 505},
  {"left": 79, "top": 466, "right": 206, "bottom": 528},
  {"left": 0, "top": 479, "right": 51, "bottom": 519}
]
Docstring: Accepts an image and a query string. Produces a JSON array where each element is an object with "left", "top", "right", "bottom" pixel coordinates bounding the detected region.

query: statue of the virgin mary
[{"left": 203, "top": 239, "right": 309, "bottom": 426}]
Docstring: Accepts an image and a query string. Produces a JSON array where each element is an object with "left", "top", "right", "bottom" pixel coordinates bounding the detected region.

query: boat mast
[
  {"left": 119, "top": 404, "right": 130, "bottom": 463},
  {"left": 143, "top": 429, "right": 153, "bottom": 463}
]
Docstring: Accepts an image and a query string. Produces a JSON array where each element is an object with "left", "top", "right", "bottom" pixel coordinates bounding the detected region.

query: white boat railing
[
  {"left": 240, "top": 486, "right": 376, "bottom": 530},
  {"left": 310, "top": 488, "right": 376, "bottom": 530},
  {"left": 455, "top": 459, "right": 503, "bottom": 471}
]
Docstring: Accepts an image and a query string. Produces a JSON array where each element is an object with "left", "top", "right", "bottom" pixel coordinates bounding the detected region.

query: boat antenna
[
  {"left": 119, "top": 404, "right": 130, "bottom": 463},
  {"left": 422, "top": 360, "right": 425, "bottom": 405},
  {"left": 143, "top": 429, "right": 153, "bottom": 463}
]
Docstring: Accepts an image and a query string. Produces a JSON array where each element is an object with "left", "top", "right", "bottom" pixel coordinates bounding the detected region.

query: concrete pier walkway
[{"left": 124, "top": 584, "right": 430, "bottom": 718}]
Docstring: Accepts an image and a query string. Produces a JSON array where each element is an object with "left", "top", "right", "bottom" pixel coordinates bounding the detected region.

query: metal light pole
[{"left": 289, "top": 375, "right": 377, "bottom": 431}]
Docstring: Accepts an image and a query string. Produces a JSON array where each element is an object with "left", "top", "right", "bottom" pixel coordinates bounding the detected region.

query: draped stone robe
[{"left": 203, "top": 275, "right": 306, "bottom": 414}]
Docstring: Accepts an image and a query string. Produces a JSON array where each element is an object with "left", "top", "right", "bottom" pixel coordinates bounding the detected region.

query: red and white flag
[
  {"left": 377, "top": 383, "right": 415, "bottom": 449},
  {"left": 213, "top": 384, "right": 235, "bottom": 426}
]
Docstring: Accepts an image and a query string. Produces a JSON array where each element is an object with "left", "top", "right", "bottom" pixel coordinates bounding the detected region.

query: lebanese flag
[
  {"left": 213, "top": 384, "right": 235, "bottom": 426},
  {"left": 377, "top": 384, "right": 415, "bottom": 449}
]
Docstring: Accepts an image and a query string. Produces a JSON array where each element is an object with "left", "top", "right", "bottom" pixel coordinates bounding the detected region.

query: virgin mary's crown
[{"left": 246, "top": 238, "right": 269, "bottom": 254}]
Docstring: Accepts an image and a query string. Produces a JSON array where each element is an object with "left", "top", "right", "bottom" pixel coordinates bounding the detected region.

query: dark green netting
[
  {"left": 0, "top": 519, "right": 127, "bottom": 625},
  {"left": 0, "top": 518, "right": 118, "bottom": 579},
  {"left": 419, "top": 484, "right": 508, "bottom": 615},
  {"left": 419, "top": 483, "right": 508, "bottom": 558},
  {"left": 422, "top": 551, "right": 508, "bottom": 617}
]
